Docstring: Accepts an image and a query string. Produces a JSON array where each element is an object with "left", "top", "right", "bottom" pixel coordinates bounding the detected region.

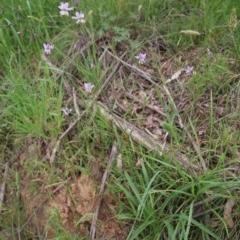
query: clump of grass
[{"left": 2, "top": 73, "right": 63, "bottom": 138}]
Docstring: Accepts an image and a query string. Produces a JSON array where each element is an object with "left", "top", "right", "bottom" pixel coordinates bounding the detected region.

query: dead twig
[
  {"left": 105, "top": 49, "right": 163, "bottom": 89},
  {"left": 50, "top": 57, "right": 122, "bottom": 164},
  {"left": 0, "top": 162, "right": 9, "bottom": 215},
  {"left": 98, "top": 101, "right": 163, "bottom": 155},
  {"left": 96, "top": 101, "right": 200, "bottom": 172},
  {"left": 50, "top": 115, "right": 81, "bottom": 164},
  {"left": 90, "top": 141, "right": 118, "bottom": 239}
]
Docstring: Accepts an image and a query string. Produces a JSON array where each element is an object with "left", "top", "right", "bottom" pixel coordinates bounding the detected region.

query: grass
[{"left": 0, "top": 0, "right": 240, "bottom": 239}]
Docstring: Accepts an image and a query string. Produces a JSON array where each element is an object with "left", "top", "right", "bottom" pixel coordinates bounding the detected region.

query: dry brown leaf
[
  {"left": 166, "top": 68, "right": 184, "bottom": 83},
  {"left": 224, "top": 199, "right": 235, "bottom": 228},
  {"left": 136, "top": 158, "right": 143, "bottom": 168}
]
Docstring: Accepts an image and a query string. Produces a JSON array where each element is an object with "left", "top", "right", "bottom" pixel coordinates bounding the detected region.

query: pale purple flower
[
  {"left": 135, "top": 53, "right": 146, "bottom": 64},
  {"left": 62, "top": 107, "right": 72, "bottom": 116},
  {"left": 84, "top": 83, "right": 94, "bottom": 93},
  {"left": 184, "top": 66, "right": 194, "bottom": 74},
  {"left": 58, "top": 2, "right": 74, "bottom": 16},
  {"left": 72, "top": 11, "right": 85, "bottom": 24},
  {"left": 43, "top": 43, "right": 54, "bottom": 54}
]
